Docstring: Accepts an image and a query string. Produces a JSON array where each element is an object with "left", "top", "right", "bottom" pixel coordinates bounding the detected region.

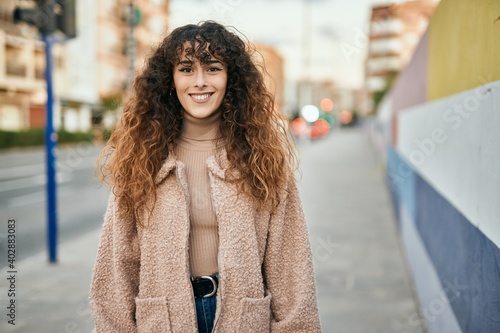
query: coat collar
[
  {"left": 154, "top": 153, "right": 177, "bottom": 185},
  {"left": 154, "top": 147, "right": 230, "bottom": 185}
]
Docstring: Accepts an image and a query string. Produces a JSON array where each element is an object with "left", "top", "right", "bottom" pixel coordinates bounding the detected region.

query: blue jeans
[{"left": 195, "top": 294, "right": 216, "bottom": 333}]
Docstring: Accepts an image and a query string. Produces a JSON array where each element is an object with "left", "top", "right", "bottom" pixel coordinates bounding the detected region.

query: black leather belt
[{"left": 191, "top": 274, "right": 218, "bottom": 298}]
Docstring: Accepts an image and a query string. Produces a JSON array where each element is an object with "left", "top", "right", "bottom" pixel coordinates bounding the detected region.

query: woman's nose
[{"left": 194, "top": 71, "right": 207, "bottom": 87}]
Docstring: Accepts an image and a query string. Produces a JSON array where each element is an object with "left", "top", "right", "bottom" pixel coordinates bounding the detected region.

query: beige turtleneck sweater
[{"left": 175, "top": 111, "right": 220, "bottom": 277}]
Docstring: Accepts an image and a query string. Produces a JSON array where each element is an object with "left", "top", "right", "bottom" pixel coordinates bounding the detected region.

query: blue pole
[{"left": 43, "top": 33, "right": 58, "bottom": 263}]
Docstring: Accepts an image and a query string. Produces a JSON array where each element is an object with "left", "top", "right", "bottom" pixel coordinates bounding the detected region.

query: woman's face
[{"left": 173, "top": 47, "right": 227, "bottom": 119}]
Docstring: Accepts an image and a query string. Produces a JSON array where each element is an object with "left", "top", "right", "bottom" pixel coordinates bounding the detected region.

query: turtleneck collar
[{"left": 180, "top": 110, "right": 221, "bottom": 141}]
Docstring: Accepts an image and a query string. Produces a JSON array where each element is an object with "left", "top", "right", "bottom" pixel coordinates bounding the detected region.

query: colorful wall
[{"left": 373, "top": 0, "right": 500, "bottom": 332}]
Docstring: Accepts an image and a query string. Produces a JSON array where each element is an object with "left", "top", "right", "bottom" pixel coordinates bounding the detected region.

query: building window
[
  {"left": 35, "top": 49, "right": 45, "bottom": 79},
  {"left": 148, "top": 15, "right": 165, "bottom": 35},
  {"left": 102, "top": 0, "right": 116, "bottom": 17},
  {"left": 0, "top": 104, "right": 23, "bottom": 131},
  {"left": 101, "top": 25, "right": 122, "bottom": 54},
  {"left": 6, "top": 44, "right": 26, "bottom": 77}
]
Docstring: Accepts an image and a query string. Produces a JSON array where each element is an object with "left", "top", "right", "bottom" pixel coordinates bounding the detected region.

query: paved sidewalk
[
  {"left": 0, "top": 228, "right": 100, "bottom": 332},
  {"left": 0, "top": 127, "right": 424, "bottom": 333},
  {"left": 298, "top": 128, "right": 424, "bottom": 333}
]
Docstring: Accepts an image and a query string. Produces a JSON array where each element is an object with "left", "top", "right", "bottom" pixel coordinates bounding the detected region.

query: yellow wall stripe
[{"left": 427, "top": 0, "right": 500, "bottom": 101}]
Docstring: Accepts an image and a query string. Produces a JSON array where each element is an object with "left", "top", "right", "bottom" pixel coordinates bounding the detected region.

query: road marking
[
  {"left": 0, "top": 174, "right": 45, "bottom": 192},
  {"left": 0, "top": 172, "right": 71, "bottom": 193},
  {"left": 0, "top": 164, "right": 45, "bottom": 181},
  {"left": 6, "top": 185, "right": 75, "bottom": 207},
  {"left": 0, "top": 154, "right": 97, "bottom": 181}
]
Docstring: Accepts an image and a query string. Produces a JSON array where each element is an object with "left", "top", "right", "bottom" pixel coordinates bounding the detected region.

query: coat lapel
[
  {"left": 155, "top": 147, "right": 231, "bottom": 185},
  {"left": 154, "top": 153, "right": 177, "bottom": 185}
]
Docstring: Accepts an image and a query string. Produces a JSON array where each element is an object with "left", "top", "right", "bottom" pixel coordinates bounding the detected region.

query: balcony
[
  {"left": 365, "top": 76, "right": 387, "bottom": 92},
  {"left": 370, "top": 19, "right": 404, "bottom": 36},
  {"left": 1, "top": 34, "right": 45, "bottom": 92},
  {"left": 366, "top": 56, "right": 401, "bottom": 75},
  {"left": 369, "top": 38, "right": 403, "bottom": 55}
]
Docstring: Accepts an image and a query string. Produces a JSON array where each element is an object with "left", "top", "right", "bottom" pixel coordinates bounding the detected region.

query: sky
[{"left": 169, "top": 0, "right": 394, "bottom": 89}]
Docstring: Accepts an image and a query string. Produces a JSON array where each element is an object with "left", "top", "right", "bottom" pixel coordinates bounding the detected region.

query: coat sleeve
[
  {"left": 89, "top": 193, "right": 140, "bottom": 332},
  {"left": 264, "top": 180, "right": 322, "bottom": 332}
]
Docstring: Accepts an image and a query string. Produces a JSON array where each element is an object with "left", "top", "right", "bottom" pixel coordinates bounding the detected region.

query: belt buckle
[
  {"left": 192, "top": 275, "right": 217, "bottom": 298},
  {"left": 201, "top": 275, "right": 217, "bottom": 298}
]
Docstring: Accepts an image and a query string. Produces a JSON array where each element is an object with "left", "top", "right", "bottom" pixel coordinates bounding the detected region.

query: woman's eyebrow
[
  {"left": 176, "top": 59, "right": 223, "bottom": 66},
  {"left": 177, "top": 60, "right": 193, "bottom": 66},
  {"left": 204, "top": 60, "right": 224, "bottom": 66}
]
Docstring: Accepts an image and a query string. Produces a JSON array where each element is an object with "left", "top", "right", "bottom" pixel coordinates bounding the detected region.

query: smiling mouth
[{"left": 190, "top": 93, "right": 213, "bottom": 101}]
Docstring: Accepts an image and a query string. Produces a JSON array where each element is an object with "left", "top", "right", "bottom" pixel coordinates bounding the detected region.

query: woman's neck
[{"left": 180, "top": 110, "right": 221, "bottom": 141}]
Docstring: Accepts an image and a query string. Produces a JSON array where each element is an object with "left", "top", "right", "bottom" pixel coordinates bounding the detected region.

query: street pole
[
  {"left": 299, "top": 0, "right": 313, "bottom": 108},
  {"left": 42, "top": 33, "right": 58, "bottom": 263},
  {"left": 14, "top": 0, "right": 76, "bottom": 264},
  {"left": 126, "top": 1, "right": 136, "bottom": 91}
]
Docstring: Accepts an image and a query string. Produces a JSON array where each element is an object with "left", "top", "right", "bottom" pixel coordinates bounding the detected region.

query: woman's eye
[
  {"left": 208, "top": 67, "right": 222, "bottom": 72},
  {"left": 179, "top": 67, "right": 192, "bottom": 73}
]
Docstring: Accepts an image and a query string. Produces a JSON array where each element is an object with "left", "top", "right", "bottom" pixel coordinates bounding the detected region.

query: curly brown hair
[{"left": 98, "top": 21, "right": 298, "bottom": 226}]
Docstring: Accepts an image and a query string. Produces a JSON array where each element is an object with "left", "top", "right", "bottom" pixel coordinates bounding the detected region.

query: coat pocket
[
  {"left": 237, "top": 294, "right": 272, "bottom": 333},
  {"left": 135, "top": 296, "right": 172, "bottom": 333}
]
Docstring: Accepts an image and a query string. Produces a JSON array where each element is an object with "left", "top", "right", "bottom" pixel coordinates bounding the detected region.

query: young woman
[{"left": 90, "top": 21, "right": 321, "bottom": 333}]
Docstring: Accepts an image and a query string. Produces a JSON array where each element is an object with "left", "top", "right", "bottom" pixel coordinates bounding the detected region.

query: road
[{"left": 0, "top": 142, "right": 109, "bottom": 267}]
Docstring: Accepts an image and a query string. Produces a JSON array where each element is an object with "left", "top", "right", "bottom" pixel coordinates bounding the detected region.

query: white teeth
[{"left": 192, "top": 94, "right": 210, "bottom": 101}]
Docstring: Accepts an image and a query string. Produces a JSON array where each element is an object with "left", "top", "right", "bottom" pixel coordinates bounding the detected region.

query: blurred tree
[
  {"left": 372, "top": 70, "right": 399, "bottom": 112},
  {"left": 101, "top": 93, "right": 123, "bottom": 112}
]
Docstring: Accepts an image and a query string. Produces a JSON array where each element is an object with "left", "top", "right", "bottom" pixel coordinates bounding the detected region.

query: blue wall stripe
[
  {"left": 386, "top": 147, "right": 500, "bottom": 332},
  {"left": 414, "top": 169, "right": 500, "bottom": 332},
  {"left": 386, "top": 147, "right": 417, "bottom": 223},
  {"left": 399, "top": 203, "right": 462, "bottom": 333}
]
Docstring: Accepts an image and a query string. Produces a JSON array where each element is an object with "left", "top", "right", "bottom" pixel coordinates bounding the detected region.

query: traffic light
[
  {"left": 13, "top": 0, "right": 57, "bottom": 34},
  {"left": 13, "top": 0, "right": 76, "bottom": 38},
  {"left": 56, "top": 0, "right": 76, "bottom": 38}
]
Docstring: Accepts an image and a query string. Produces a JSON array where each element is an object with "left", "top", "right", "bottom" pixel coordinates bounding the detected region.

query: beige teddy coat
[{"left": 89, "top": 150, "right": 321, "bottom": 332}]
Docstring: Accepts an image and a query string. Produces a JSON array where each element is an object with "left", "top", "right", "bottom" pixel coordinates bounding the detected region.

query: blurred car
[{"left": 309, "top": 118, "right": 331, "bottom": 139}]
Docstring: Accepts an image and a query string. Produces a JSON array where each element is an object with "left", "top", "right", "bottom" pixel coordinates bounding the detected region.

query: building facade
[
  {"left": 365, "top": 0, "right": 438, "bottom": 98},
  {"left": 252, "top": 42, "right": 285, "bottom": 115},
  {"left": 0, "top": 0, "right": 50, "bottom": 130},
  {"left": 0, "top": 0, "right": 170, "bottom": 132}
]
